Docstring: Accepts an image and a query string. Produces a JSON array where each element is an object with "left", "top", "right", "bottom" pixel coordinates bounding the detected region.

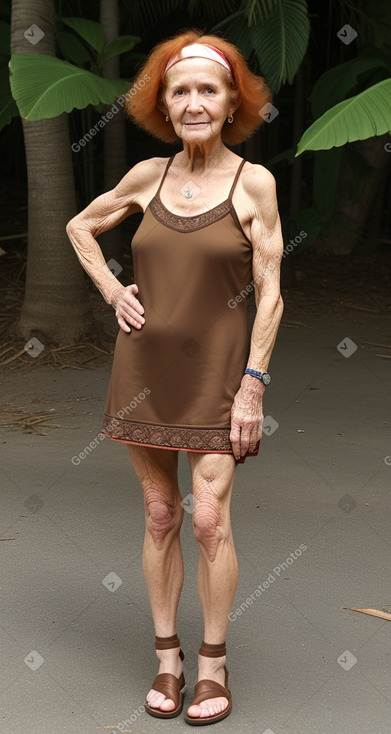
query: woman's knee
[
  {"left": 127, "top": 445, "right": 183, "bottom": 548},
  {"left": 189, "top": 454, "right": 235, "bottom": 561},
  {"left": 192, "top": 489, "right": 226, "bottom": 562},
  {"left": 144, "top": 483, "right": 183, "bottom": 548}
]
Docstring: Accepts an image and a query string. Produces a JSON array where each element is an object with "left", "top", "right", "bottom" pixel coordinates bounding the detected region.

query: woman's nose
[{"left": 186, "top": 91, "right": 203, "bottom": 112}]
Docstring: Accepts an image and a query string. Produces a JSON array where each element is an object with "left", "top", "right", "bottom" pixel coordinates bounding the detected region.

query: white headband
[{"left": 164, "top": 43, "right": 232, "bottom": 76}]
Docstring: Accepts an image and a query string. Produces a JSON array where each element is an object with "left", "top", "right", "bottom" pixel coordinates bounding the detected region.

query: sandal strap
[
  {"left": 150, "top": 672, "right": 185, "bottom": 705},
  {"left": 155, "top": 634, "right": 184, "bottom": 660},
  {"left": 155, "top": 633, "right": 180, "bottom": 649},
  {"left": 191, "top": 677, "right": 231, "bottom": 707},
  {"left": 199, "top": 640, "right": 226, "bottom": 658}
]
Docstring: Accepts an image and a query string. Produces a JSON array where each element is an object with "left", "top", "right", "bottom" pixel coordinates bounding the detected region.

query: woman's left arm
[{"left": 230, "top": 166, "right": 284, "bottom": 460}]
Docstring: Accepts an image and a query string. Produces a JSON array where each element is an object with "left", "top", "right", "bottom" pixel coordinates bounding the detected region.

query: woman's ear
[
  {"left": 229, "top": 92, "right": 241, "bottom": 117},
  {"left": 157, "top": 90, "right": 168, "bottom": 116}
]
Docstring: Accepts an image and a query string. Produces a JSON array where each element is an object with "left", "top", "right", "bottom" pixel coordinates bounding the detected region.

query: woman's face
[{"left": 162, "top": 58, "right": 235, "bottom": 144}]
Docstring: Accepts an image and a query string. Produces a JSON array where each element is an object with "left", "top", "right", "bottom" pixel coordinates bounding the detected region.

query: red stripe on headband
[{"left": 203, "top": 44, "right": 233, "bottom": 75}]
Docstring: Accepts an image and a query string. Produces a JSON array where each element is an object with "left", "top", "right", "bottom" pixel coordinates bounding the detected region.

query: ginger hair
[{"left": 124, "top": 29, "right": 272, "bottom": 145}]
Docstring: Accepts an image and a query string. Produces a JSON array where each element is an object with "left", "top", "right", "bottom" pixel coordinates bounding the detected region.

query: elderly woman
[{"left": 66, "top": 30, "right": 284, "bottom": 725}]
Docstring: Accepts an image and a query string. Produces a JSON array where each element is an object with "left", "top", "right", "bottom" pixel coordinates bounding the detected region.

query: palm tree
[{"left": 11, "top": 0, "right": 94, "bottom": 345}]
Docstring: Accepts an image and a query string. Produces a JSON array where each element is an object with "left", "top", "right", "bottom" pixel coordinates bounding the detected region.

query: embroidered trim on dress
[
  {"left": 149, "top": 195, "right": 232, "bottom": 233},
  {"left": 101, "top": 414, "right": 232, "bottom": 451}
]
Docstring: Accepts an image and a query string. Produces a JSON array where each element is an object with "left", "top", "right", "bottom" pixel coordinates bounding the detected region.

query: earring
[
  {"left": 227, "top": 114, "right": 234, "bottom": 124},
  {"left": 165, "top": 115, "right": 169, "bottom": 122}
]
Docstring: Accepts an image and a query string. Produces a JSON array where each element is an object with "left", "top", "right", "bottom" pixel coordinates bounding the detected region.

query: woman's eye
[
  {"left": 205, "top": 87, "right": 215, "bottom": 94},
  {"left": 174, "top": 89, "right": 184, "bottom": 96}
]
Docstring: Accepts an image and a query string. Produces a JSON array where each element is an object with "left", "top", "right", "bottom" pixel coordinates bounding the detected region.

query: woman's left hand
[{"left": 230, "top": 375, "right": 265, "bottom": 460}]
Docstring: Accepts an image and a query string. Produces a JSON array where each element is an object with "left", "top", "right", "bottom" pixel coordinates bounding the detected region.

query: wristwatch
[{"left": 244, "top": 368, "right": 271, "bottom": 385}]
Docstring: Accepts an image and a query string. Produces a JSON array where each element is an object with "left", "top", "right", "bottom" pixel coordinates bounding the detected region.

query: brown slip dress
[{"left": 101, "top": 155, "right": 260, "bottom": 462}]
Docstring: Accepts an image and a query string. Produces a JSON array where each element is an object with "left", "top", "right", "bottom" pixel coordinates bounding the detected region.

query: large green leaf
[
  {"left": 296, "top": 79, "right": 391, "bottom": 155},
  {"left": 61, "top": 17, "right": 105, "bottom": 53},
  {"left": 245, "top": 0, "right": 278, "bottom": 25},
  {"left": 214, "top": 0, "right": 310, "bottom": 92},
  {"left": 250, "top": 0, "right": 309, "bottom": 90},
  {"left": 264, "top": 145, "right": 295, "bottom": 167},
  {"left": 311, "top": 51, "right": 391, "bottom": 119},
  {"left": 99, "top": 35, "right": 141, "bottom": 65},
  {"left": 212, "top": 13, "right": 254, "bottom": 60},
  {"left": 9, "top": 54, "right": 131, "bottom": 120}
]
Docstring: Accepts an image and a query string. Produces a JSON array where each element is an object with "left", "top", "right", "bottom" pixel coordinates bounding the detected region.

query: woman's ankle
[
  {"left": 197, "top": 652, "right": 226, "bottom": 678},
  {"left": 155, "top": 646, "right": 183, "bottom": 674}
]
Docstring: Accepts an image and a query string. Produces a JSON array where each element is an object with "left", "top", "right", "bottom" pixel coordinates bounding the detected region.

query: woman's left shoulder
[{"left": 241, "top": 161, "right": 276, "bottom": 198}]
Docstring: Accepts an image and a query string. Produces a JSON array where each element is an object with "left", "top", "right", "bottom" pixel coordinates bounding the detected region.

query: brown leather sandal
[
  {"left": 144, "top": 633, "right": 185, "bottom": 719},
  {"left": 184, "top": 641, "right": 232, "bottom": 726}
]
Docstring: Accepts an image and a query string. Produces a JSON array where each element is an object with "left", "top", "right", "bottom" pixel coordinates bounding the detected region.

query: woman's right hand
[{"left": 111, "top": 283, "right": 145, "bottom": 333}]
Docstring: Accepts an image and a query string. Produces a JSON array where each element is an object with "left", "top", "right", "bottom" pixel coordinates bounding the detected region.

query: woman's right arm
[{"left": 66, "top": 159, "right": 159, "bottom": 332}]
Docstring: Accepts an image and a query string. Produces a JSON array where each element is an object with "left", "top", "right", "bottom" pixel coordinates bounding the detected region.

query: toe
[
  {"left": 146, "top": 689, "right": 175, "bottom": 711},
  {"left": 159, "top": 697, "right": 176, "bottom": 711},
  {"left": 187, "top": 703, "right": 202, "bottom": 718},
  {"left": 187, "top": 697, "right": 228, "bottom": 719}
]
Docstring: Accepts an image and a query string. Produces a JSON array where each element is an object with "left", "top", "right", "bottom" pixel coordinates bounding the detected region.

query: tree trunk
[
  {"left": 11, "top": 0, "right": 94, "bottom": 344},
  {"left": 314, "top": 134, "right": 391, "bottom": 255},
  {"left": 99, "top": 0, "right": 128, "bottom": 265}
]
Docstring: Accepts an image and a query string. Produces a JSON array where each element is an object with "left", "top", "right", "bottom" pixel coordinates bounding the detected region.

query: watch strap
[{"left": 244, "top": 368, "right": 270, "bottom": 384}]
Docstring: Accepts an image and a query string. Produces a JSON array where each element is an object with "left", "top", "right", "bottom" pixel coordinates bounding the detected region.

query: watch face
[{"left": 262, "top": 372, "right": 271, "bottom": 385}]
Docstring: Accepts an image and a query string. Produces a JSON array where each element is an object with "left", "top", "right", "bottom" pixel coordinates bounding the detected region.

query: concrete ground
[{"left": 1, "top": 306, "right": 390, "bottom": 734}]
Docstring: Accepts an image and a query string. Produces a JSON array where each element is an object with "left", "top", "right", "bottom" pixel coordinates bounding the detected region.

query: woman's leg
[
  {"left": 186, "top": 452, "right": 238, "bottom": 719},
  {"left": 127, "top": 444, "right": 184, "bottom": 713}
]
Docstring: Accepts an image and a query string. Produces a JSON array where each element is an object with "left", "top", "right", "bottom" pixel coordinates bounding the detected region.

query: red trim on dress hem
[{"left": 99, "top": 433, "right": 260, "bottom": 463}]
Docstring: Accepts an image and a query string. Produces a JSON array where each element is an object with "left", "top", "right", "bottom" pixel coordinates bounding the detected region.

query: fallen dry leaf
[{"left": 344, "top": 607, "right": 391, "bottom": 621}]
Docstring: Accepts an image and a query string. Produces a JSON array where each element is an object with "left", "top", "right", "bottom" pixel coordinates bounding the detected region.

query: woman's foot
[
  {"left": 186, "top": 652, "right": 229, "bottom": 720},
  {"left": 185, "top": 642, "right": 232, "bottom": 725},
  {"left": 146, "top": 645, "right": 184, "bottom": 713}
]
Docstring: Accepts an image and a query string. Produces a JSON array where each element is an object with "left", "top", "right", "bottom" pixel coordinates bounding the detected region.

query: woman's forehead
[{"left": 164, "top": 57, "right": 229, "bottom": 86}]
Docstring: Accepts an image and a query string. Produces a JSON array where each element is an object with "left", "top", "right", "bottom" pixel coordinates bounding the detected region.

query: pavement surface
[{"left": 1, "top": 306, "right": 391, "bottom": 734}]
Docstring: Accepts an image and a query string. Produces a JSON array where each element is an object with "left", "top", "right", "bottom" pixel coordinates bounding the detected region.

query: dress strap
[
  {"left": 228, "top": 158, "right": 246, "bottom": 201},
  {"left": 156, "top": 155, "right": 175, "bottom": 195}
]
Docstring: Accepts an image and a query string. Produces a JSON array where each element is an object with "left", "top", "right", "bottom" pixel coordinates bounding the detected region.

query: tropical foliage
[
  {"left": 5, "top": 17, "right": 140, "bottom": 122},
  {"left": 1, "top": 0, "right": 390, "bottom": 345}
]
